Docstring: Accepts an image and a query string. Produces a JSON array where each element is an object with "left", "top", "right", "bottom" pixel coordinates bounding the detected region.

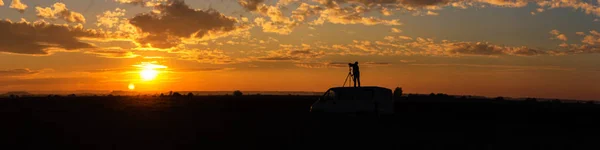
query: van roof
[{"left": 329, "top": 86, "right": 391, "bottom": 91}]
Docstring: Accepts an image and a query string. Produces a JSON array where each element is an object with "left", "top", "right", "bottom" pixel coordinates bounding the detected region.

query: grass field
[{"left": 2, "top": 95, "right": 600, "bottom": 150}]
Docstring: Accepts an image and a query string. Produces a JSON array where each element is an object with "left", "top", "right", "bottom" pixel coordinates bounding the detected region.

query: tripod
[{"left": 343, "top": 67, "right": 354, "bottom": 87}]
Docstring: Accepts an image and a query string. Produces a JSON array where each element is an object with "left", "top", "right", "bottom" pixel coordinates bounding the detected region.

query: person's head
[{"left": 354, "top": 61, "right": 359, "bottom": 65}]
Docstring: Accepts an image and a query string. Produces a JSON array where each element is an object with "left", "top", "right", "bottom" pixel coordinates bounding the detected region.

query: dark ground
[{"left": 2, "top": 95, "right": 600, "bottom": 150}]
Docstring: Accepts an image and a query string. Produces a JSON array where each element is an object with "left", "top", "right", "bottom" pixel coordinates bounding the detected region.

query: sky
[{"left": 0, "top": 0, "right": 599, "bottom": 100}]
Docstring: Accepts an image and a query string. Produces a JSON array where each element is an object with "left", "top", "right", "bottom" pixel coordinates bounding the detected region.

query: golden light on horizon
[
  {"left": 134, "top": 62, "right": 168, "bottom": 81},
  {"left": 141, "top": 69, "right": 158, "bottom": 81},
  {"left": 128, "top": 83, "right": 135, "bottom": 90}
]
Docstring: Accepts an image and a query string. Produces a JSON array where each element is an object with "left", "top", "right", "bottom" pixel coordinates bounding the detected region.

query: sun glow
[
  {"left": 134, "top": 62, "right": 167, "bottom": 81},
  {"left": 128, "top": 83, "right": 135, "bottom": 90}
]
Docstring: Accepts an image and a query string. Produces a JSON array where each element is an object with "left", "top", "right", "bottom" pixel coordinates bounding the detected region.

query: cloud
[
  {"left": 549, "top": 29, "right": 567, "bottom": 41},
  {"left": 173, "top": 68, "right": 234, "bottom": 72},
  {"left": 363, "top": 62, "right": 391, "bottom": 66},
  {"left": 0, "top": 19, "right": 104, "bottom": 55},
  {"left": 391, "top": 28, "right": 402, "bottom": 33},
  {"left": 410, "top": 63, "right": 574, "bottom": 71},
  {"left": 581, "top": 30, "right": 600, "bottom": 45},
  {"left": 129, "top": 0, "right": 240, "bottom": 48},
  {"left": 252, "top": 4, "right": 301, "bottom": 34},
  {"left": 96, "top": 8, "right": 127, "bottom": 28},
  {"left": 35, "top": 2, "right": 86, "bottom": 23},
  {"left": 84, "top": 48, "right": 140, "bottom": 58},
  {"left": 178, "top": 49, "right": 236, "bottom": 64},
  {"left": 295, "top": 61, "right": 391, "bottom": 68},
  {"left": 377, "top": 37, "right": 548, "bottom": 56},
  {"left": 257, "top": 49, "right": 326, "bottom": 61},
  {"left": 0, "top": 77, "right": 100, "bottom": 86},
  {"left": 0, "top": 0, "right": 4, "bottom": 6},
  {"left": 311, "top": 3, "right": 401, "bottom": 26},
  {"left": 551, "top": 30, "right": 600, "bottom": 54},
  {"left": 400, "top": 60, "right": 417, "bottom": 63},
  {"left": 426, "top": 11, "right": 439, "bottom": 16},
  {"left": 239, "top": 0, "right": 265, "bottom": 11},
  {"left": 295, "top": 62, "right": 348, "bottom": 68},
  {"left": 113, "top": 0, "right": 164, "bottom": 7},
  {"left": 0, "top": 69, "right": 41, "bottom": 77},
  {"left": 10, "top": 0, "right": 27, "bottom": 13}
]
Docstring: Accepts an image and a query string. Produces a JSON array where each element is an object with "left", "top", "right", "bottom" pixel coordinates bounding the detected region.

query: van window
[{"left": 323, "top": 90, "right": 336, "bottom": 101}]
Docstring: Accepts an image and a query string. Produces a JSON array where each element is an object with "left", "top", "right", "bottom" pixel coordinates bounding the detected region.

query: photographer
[{"left": 348, "top": 61, "right": 361, "bottom": 87}]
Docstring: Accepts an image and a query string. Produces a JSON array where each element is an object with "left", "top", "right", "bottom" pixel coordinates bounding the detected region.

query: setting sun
[
  {"left": 134, "top": 62, "right": 168, "bottom": 81},
  {"left": 128, "top": 83, "right": 135, "bottom": 90},
  {"left": 141, "top": 69, "right": 158, "bottom": 81}
]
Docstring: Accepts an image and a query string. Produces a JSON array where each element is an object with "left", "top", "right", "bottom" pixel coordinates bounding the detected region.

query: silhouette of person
[{"left": 348, "top": 61, "right": 360, "bottom": 87}]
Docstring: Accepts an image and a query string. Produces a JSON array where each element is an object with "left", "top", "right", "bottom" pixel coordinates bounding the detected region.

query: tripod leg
[{"left": 343, "top": 72, "right": 350, "bottom": 87}]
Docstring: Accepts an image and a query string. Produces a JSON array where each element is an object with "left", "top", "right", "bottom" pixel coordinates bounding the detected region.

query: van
[{"left": 310, "top": 87, "right": 394, "bottom": 115}]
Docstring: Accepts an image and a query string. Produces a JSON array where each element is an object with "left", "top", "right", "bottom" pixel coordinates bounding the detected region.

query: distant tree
[
  {"left": 233, "top": 90, "right": 243, "bottom": 96},
  {"left": 429, "top": 93, "right": 436, "bottom": 97},
  {"left": 394, "top": 87, "right": 403, "bottom": 98},
  {"left": 172, "top": 92, "right": 182, "bottom": 97},
  {"left": 68, "top": 94, "right": 76, "bottom": 97},
  {"left": 187, "top": 92, "right": 194, "bottom": 97},
  {"left": 9, "top": 94, "right": 15, "bottom": 99},
  {"left": 159, "top": 93, "right": 164, "bottom": 97},
  {"left": 169, "top": 91, "right": 173, "bottom": 96},
  {"left": 525, "top": 98, "right": 537, "bottom": 102},
  {"left": 495, "top": 97, "right": 505, "bottom": 101},
  {"left": 107, "top": 94, "right": 114, "bottom": 97}
]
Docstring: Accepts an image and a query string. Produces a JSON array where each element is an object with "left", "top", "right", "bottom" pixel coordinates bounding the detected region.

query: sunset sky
[{"left": 0, "top": 0, "right": 599, "bottom": 100}]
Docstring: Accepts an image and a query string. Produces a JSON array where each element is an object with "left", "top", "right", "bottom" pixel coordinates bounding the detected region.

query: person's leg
[
  {"left": 357, "top": 74, "right": 361, "bottom": 87},
  {"left": 353, "top": 76, "right": 357, "bottom": 87}
]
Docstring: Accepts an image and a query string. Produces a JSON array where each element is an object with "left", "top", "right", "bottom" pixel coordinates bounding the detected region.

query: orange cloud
[
  {"left": 10, "top": 0, "right": 27, "bottom": 13},
  {"left": 549, "top": 29, "right": 567, "bottom": 41},
  {"left": 239, "top": 0, "right": 265, "bottom": 11},
  {"left": 35, "top": 2, "right": 86, "bottom": 23},
  {"left": 96, "top": 8, "right": 127, "bottom": 28}
]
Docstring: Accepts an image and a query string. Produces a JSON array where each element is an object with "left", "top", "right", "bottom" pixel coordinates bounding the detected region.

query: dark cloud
[
  {"left": 446, "top": 42, "right": 505, "bottom": 55},
  {"left": 257, "top": 56, "right": 299, "bottom": 61},
  {"left": 296, "top": 62, "right": 391, "bottom": 68},
  {"left": 0, "top": 69, "right": 40, "bottom": 77},
  {"left": 410, "top": 63, "right": 574, "bottom": 71},
  {"left": 0, "top": 77, "right": 99, "bottom": 86},
  {"left": 363, "top": 62, "right": 391, "bottom": 65},
  {"left": 0, "top": 20, "right": 103, "bottom": 55},
  {"left": 84, "top": 48, "right": 139, "bottom": 58},
  {"left": 326, "top": 0, "right": 450, "bottom": 7},
  {"left": 257, "top": 50, "right": 325, "bottom": 61},
  {"left": 439, "top": 42, "right": 546, "bottom": 56},
  {"left": 129, "top": 0, "right": 238, "bottom": 48},
  {"left": 239, "top": 0, "right": 265, "bottom": 11},
  {"left": 114, "top": 0, "right": 150, "bottom": 6}
]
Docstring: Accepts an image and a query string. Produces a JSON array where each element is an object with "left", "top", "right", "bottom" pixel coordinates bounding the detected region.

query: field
[{"left": 2, "top": 95, "right": 600, "bottom": 150}]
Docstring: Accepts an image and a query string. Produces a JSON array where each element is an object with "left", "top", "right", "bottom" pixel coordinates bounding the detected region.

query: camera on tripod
[{"left": 343, "top": 62, "right": 360, "bottom": 87}]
